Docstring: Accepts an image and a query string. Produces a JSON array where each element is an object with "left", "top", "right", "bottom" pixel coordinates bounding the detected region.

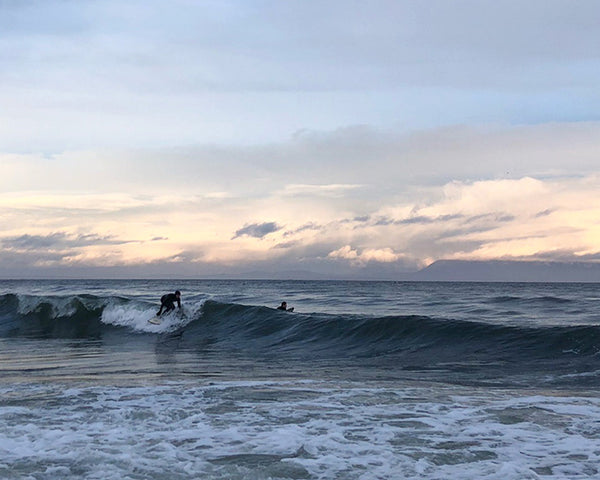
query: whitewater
[{"left": 1, "top": 279, "right": 599, "bottom": 479}]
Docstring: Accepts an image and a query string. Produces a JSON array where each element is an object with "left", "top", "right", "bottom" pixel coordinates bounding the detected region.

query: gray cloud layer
[
  {"left": 1, "top": 1, "right": 599, "bottom": 150},
  {"left": 3, "top": 0, "right": 598, "bottom": 89},
  {"left": 2, "top": 232, "right": 130, "bottom": 250},
  {"left": 233, "top": 222, "right": 282, "bottom": 239}
]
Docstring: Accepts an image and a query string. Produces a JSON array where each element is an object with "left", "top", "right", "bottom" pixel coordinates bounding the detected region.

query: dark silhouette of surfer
[
  {"left": 277, "top": 301, "right": 294, "bottom": 312},
  {"left": 157, "top": 290, "right": 181, "bottom": 316}
]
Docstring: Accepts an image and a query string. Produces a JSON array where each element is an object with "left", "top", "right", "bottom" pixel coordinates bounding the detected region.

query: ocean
[{"left": 0, "top": 279, "right": 599, "bottom": 479}]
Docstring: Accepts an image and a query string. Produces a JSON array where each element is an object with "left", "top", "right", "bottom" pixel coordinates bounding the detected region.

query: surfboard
[{"left": 148, "top": 316, "right": 161, "bottom": 325}]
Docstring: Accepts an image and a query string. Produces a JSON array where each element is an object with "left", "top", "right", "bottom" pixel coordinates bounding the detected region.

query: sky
[{"left": 1, "top": 0, "right": 599, "bottom": 279}]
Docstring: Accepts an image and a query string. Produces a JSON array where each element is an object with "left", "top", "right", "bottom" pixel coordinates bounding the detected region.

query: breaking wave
[{"left": 1, "top": 294, "right": 598, "bottom": 370}]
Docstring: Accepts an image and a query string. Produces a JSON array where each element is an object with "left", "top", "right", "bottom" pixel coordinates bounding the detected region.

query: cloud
[
  {"left": 328, "top": 245, "right": 359, "bottom": 261},
  {"left": 328, "top": 245, "right": 403, "bottom": 265},
  {"left": 3, "top": 0, "right": 599, "bottom": 92},
  {"left": 2, "top": 1, "right": 600, "bottom": 151},
  {"left": 0, "top": 122, "right": 599, "bottom": 277},
  {"left": 0, "top": 231, "right": 139, "bottom": 269},
  {"left": 272, "top": 240, "right": 299, "bottom": 250},
  {"left": 2, "top": 123, "right": 600, "bottom": 198},
  {"left": 395, "top": 214, "right": 465, "bottom": 225},
  {"left": 2, "top": 232, "right": 131, "bottom": 250},
  {"left": 232, "top": 222, "right": 282, "bottom": 240},
  {"left": 534, "top": 209, "right": 555, "bottom": 218},
  {"left": 0, "top": 249, "right": 79, "bottom": 270},
  {"left": 283, "top": 222, "right": 322, "bottom": 237},
  {"left": 3, "top": 233, "right": 70, "bottom": 250},
  {"left": 280, "top": 184, "right": 363, "bottom": 197}
]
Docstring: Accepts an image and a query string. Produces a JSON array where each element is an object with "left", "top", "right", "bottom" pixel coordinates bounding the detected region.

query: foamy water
[{"left": 1, "top": 381, "right": 599, "bottom": 479}]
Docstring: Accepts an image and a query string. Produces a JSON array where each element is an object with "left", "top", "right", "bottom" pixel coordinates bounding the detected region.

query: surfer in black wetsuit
[
  {"left": 277, "top": 301, "right": 294, "bottom": 312},
  {"left": 157, "top": 290, "right": 181, "bottom": 316}
]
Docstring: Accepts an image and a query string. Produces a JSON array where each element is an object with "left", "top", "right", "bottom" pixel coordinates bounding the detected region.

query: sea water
[{"left": 0, "top": 280, "right": 599, "bottom": 479}]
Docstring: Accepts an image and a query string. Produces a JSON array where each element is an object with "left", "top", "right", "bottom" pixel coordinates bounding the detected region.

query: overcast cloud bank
[
  {"left": 1, "top": 123, "right": 599, "bottom": 278},
  {"left": 1, "top": 1, "right": 598, "bottom": 278}
]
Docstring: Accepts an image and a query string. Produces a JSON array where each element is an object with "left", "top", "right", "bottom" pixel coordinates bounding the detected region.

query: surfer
[
  {"left": 157, "top": 290, "right": 181, "bottom": 316},
  {"left": 277, "top": 301, "right": 294, "bottom": 312}
]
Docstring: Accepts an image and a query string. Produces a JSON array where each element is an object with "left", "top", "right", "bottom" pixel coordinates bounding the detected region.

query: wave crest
[{"left": 1, "top": 295, "right": 599, "bottom": 369}]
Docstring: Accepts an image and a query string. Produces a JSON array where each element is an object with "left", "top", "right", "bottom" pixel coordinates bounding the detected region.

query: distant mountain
[
  {"left": 3, "top": 259, "right": 599, "bottom": 282},
  {"left": 412, "top": 260, "right": 600, "bottom": 282}
]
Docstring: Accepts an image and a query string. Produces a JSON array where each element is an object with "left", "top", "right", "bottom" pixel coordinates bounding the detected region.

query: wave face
[
  {"left": 2, "top": 294, "right": 598, "bottom": 381},
  {"left": 184, "top": 301, "right": 600, "bottom": 385},
  {"left": 0, "top": 293, "right": 109, "bottom": 339}
]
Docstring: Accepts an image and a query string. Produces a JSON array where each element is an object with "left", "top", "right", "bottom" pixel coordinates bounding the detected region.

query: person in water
[
  {"left": 157, "top": 290, "right": 181, "bottom": 316},
  {"left": 277, "top": 301, "right": 294, "bottom": 312}
]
